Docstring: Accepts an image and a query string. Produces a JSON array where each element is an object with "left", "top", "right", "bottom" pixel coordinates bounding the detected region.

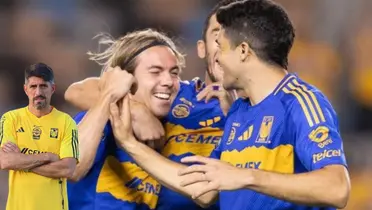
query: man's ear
[
  {"left": 197, "top": 40, "right": 206, "bottom": 59},
  {"left": 240, "top": 42, "right": 253, "bottom": 62}
]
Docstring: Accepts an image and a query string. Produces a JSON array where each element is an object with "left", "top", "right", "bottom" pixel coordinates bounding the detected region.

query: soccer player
[
  {"left": 109, "top": 0, "right": 351, "bottom": 210},
  {"left": 64, "top": 1, "right": 236, "bottom": 210},
  {"left": 66, "top": 29, "right": 184, "bottom": 210},
  {"left": 0, "top": 63, "right": 79, "bottom": 210}
]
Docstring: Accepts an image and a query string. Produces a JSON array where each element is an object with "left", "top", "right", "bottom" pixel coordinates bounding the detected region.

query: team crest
[
  {"left": 226, "top": 127, "right": 236, "bottom": 145},
  {"left": 50, "top": 128, "right": 59, "bottom": 139},
  {"left": 32, "top": 126, "right": 42, "bottom": 140},
  {"left": 255, "top": 116, "right": 274, "bottom": 144},
  {"left": 172, "top": 104, "right": 190, "bottom": 118}
]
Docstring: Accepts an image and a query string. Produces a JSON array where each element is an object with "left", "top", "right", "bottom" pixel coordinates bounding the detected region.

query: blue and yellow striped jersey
[
  {"left": 157, "top": 78, "right": 226, "bottom": 210},
  {"left": 94, "top": 147, "right": 160, "bottom": 210},
  {"left": 212, "top": 74, "right": 347, "bottom": 210},
  {"left": 67, "top": 112, "right": 114, "bottom": 210}
]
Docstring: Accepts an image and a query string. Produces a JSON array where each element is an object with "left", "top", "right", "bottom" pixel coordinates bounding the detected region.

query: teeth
[{"left": 154, "top": 93, "right": 170, "bottom": 100}]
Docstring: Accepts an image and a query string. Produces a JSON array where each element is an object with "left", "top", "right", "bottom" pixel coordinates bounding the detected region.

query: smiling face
[
  {"left": 216, "top": 29, "right": 246, "bottom": 91},
  {"left": 198, "top": 14, "right": 224, "bottom": 82},
  {"left": 131, "top": 46, "right": 180, "bottom": 118},
  {"left": 24, "top": 76, "right": 55, "bottom": 110}
]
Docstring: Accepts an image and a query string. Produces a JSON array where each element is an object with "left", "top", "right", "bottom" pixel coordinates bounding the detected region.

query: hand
[
  {"left": 130, "top": 100, "right": 165, "bottom": 150},
  {"left": 46, "top": 153, "right": 60, "bottom": 162},
  {"left": 2, "top": 142, "right": 20, "bottom": 153},
  {"left": 178, "top": 156, "right": 250, "bottom": 199},
  {"left": 110, "top": 95, "right": 137, "bottom": 148},
  {"left": 197, "top": 83, "right": 234, "bottom": 116},
  {"left": 99, "top": 66, "right": 137, "bottom": 103}
]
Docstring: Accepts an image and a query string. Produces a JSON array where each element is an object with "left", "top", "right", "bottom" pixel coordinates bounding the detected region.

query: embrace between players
[{"left": 1, "top": 0, "right": 351, "bottom": 210}]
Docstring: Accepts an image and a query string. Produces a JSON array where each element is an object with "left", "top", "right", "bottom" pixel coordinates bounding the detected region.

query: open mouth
[{"left": 153, "top": 92, "right": 171, "bottom": 101}]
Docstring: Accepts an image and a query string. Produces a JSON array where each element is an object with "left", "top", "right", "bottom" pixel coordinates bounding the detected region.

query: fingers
[
  {"left": 180, "top": 155, "right": 216, "bottom": 165},
  {"left": 120, "top": 95, "right": 131, "bottom": 129},
  {"left": 2, "top": 142, "right": 19, "bottom": 153},
  {"left": 109, "top": 102, "right": 120, "bottom": 128},
  {"left": 178, "top": 164, "right": 213, "bottom": 176},
  {"left": 179, "top": 172, "right": 209, "bottom": 187},
  {"left": 196, "top": 83, "right": 224, "bottom": 102}
]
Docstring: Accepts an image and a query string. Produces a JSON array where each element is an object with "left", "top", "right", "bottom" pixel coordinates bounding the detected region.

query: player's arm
[
  {"left": 32, "top": 118, "right": 79, "bottom": 179},
  {"left": 0, "top": 113, "right": 56, "bottom": 170},
  {"left": 181, "top": 98, "right": 350, "bottom": 209},
  {"left": 64, "top": 77, "right": 100, "bottom": 110},
  {"left": 69, "top": 67, "right": 136, "bottom": 182},
  {"left": 109, "top": 97, "right": 218, "bottom": 208}
]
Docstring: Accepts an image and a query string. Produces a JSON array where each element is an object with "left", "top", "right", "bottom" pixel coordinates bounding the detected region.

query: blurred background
[{"left": 0, "top": 0, "right": 371, "bottom": 209}]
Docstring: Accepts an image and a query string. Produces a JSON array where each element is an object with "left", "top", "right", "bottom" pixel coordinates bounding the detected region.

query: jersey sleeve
[
  {"left": 0, "top": 112, "right": 17, "bottom": 146},
  {"left": 60, "top": 115, "right": 79, "bottom": 160},
  {"left": 289, "top": 94, "right": 347, "bottom": 171}
]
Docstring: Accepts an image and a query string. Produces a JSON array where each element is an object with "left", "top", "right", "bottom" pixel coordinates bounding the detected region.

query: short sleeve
[
  {"left": 289, "top": 94, "right": 347, "bottom": 171},
  {"left": 0, "top": 112, "right": 17, "bottom": 146},
  {"left": 60, "top": 115, "right": 79, "bottom": 160}
]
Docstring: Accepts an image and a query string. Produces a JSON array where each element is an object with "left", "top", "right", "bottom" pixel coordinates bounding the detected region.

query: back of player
[
  {"left": 213, "top": 74, "right": 347, "bottom": 210},
  {"left": 1, "top": 107, "right": 78, "bottom": 210},
  {"left": 156, "top": 78, "right": 225, "bottom": 210},
  {"left": 67, "top": 111, "right": 113, "bottom": 210}
]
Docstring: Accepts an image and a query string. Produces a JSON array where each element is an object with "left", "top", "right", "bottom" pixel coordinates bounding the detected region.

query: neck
[
  {"left": 240, "top": 64, "right": 287, "bottom": 105},
  {"left": 28, "top": 105, "right": 52, "bottom": 118},
  {"left": 205, "top": 71, "right": 213, "bottom": 85}
]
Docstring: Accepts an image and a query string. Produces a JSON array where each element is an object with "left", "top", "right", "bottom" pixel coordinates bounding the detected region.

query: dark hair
[
  {"left": 202, "top": 0, "right": 238, "bottom": 41},
  {"left": 216, "top": 0, "right": 295, "bottom": 69},
  {"left": 25, "top": 63, "right": 55, "bottom": 83}
]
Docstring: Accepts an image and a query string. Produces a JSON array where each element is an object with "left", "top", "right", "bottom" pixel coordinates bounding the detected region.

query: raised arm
[
  {"left": 109, "top": 96, "right": 218, "bottom": 208},
  {"left": 69, "top": 67, "right": 136, "bottom": 182},
  {"left": 64, "top": 77, "right": 100, "bottom": 110}
]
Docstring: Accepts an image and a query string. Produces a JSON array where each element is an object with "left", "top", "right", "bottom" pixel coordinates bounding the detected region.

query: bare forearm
[
  {"left": 71, "top": 96, "right": 111, "bottom": 181},
  {"left": 244, "top": 165, "right": 350, "bottom": 208},
  {"left": 0, "top": 152, "right": 50, "bottom": 171},
  {"left": 64, "top": 77, "right": 100, "bottom": 110},
  {"left": 120, "top": 140, "right": 217, "bottom": 207},
  {"left": 32, "top": 160, "right": 75, "bottom": 179}
]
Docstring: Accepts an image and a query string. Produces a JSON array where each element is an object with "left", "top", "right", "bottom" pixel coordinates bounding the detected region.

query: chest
[
  {"left": 219, "top": 105, "right": 294, "bottom": 173},
  {"left": 15, "top": 118, "right": 64, "bottom": 152}
]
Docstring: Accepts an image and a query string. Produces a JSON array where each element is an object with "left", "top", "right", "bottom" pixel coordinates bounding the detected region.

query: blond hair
[{"left": 88, "top": 29, "right": 185, "bottom": 74}]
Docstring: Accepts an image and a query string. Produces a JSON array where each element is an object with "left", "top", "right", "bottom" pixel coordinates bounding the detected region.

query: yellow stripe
[
  {"left": 293, "top": 80, "right": 326, "bottom": 122},
  {"left": 283, "top": 87, "right": 314, "bottom": 127},
  {"left": 274, "top": 75, "right": 296, "bottom": 95},
  {"left": 288, "top": 83, "right": 320, "bottom": 125}
]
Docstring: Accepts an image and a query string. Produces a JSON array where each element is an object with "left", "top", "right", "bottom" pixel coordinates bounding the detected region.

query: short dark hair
[
  {"left": 25, "top": 63, "right": 55, "bottom": 83},
  {"left": 216, "top": 0, "right": 295, "bottom": 69},
  {"left": 202, "top": 0, "right": 238, "bottom": 41}
]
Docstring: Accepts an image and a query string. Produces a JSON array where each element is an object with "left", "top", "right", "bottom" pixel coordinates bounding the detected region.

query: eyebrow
[
  {"left": 211, "top": 27, "right": 220, "bottom": 33},
  {"left": 148, "top": 65, "right": 180, "bottom": 71}
]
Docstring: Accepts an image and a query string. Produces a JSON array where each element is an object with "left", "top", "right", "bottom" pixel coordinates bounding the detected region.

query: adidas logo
[
  {"left": 16, "top": 127, "right": 25, "bottom": 133},
  {"left": 238, "top": 125, "right": 253, "bottom": 141}
]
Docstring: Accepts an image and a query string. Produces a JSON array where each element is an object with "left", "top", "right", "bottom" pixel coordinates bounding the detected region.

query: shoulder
[
  {"left": 277, "top": 77, "right": 338, "bottom": 135},
  {"left": 1, "top": 107, "right": 26, "bottom": 120},
  {"left": 179, "top": 77, "right": 205, "bottom": 93}
]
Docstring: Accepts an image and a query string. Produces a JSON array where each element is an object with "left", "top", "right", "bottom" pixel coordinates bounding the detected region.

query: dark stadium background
[{"left": 0, "top": 0, "right": 371, "bottom": 209}]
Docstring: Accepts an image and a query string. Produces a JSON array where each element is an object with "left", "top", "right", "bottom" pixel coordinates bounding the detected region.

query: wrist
[
  {"left": 241, "top": 168, "right": 256, "bottom": 188},
  {"left": 118, "top": 136, "right": 139, "bottom": 152}
]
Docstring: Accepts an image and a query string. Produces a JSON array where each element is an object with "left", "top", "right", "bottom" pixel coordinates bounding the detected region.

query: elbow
[
  {"left": 64, "top": 87, "right": 77, "bottom": 104},
  {"left": 330, "top": 183, "right": 350, "bottom": 209}
]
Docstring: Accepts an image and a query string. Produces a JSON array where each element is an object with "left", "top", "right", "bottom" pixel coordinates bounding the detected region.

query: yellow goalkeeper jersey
[{"left": 0, "top": 107, "right": 79, "bottom": 210}]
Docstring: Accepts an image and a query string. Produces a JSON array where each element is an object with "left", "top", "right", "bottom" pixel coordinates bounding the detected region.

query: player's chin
[{"left": 151, "top": 107, "right": 170, "bottom": 119}]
